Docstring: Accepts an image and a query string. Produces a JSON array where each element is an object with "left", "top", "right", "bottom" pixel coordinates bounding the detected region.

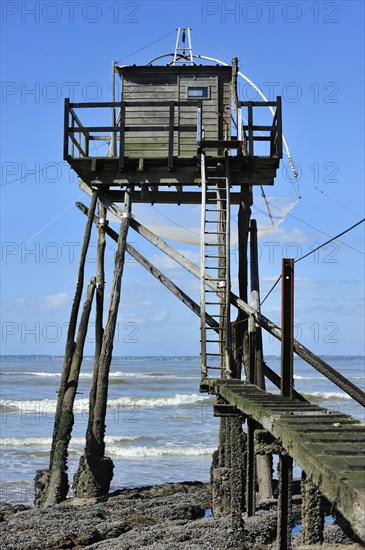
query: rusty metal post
[
  {"left": 277, "top": 258, "right": 294, "bottom": 548},
  {"left": 281, "top": 258, "right": 294, "bottom": 398}
]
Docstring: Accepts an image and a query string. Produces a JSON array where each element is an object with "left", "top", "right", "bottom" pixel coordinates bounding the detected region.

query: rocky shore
[{"left": 0, "top": 481, "right": 358, "bottom": 549}]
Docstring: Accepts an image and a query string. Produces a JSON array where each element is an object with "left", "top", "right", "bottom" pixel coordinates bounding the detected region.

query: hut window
[{"left": 187, "top": 86, "right": 209, "bottom": 98}]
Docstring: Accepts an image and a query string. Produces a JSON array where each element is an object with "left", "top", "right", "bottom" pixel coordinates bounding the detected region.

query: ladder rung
[
  {"left": 205, "top": 301, "right": 223, "bottom": 305},
  {"left": 204, "top": 231, "right": 226, "bottom": 234},
  {"left": 205, "top": 255, "right": 226, "bottom": 258},
  {"left": 207, "top": 353, "right": 224, "bottom": 356},
  {"left": 206, "top": 339, "right": 225, "bottom": 343}
]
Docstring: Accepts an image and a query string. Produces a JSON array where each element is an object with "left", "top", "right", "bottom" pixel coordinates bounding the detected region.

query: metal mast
[{"left": 172, "top": 28, "right": 193, "bottom": 65}]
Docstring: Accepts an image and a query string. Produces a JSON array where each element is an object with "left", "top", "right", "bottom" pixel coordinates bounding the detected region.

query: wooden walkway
[{"left": 203, "top": 378, "right": 365, "bottom": 541}]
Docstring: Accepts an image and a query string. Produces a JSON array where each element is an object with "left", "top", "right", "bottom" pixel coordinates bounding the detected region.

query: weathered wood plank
[
  {"left": 48, "top": 190, "right": 98, "bottom": 470},
  {"left": 45, "top": 277, "right": 96, "bottom": 506},
  {"left": 91, "top": 189, "right": 132, "bottom": 458},
  {"left": 204, "top": 379, "right": 365, "bottom": 542}
]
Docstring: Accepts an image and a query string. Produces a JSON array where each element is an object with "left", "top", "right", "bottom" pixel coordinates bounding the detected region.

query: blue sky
[{"left": 1, "top": 0, "right": 364, "bottom": 357}]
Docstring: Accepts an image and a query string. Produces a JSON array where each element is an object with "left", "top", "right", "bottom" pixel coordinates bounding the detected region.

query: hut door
[{"left": 178, "top": 75, "right": 219, "bottom": 158}]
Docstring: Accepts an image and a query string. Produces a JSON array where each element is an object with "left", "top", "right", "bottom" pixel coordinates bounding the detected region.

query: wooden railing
[
  {"left": 64, "top": 97, "right": 283, "bottom": 167},
  {"left": 239, "top": 97, "right": 283, "bottom": 158},
  {"left": 64, "top": 99, "right": 203, "bottom": 170}
]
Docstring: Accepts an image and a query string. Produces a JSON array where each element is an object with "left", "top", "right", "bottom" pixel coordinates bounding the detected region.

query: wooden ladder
[{"left": 200, "top": 153, "right": 231, "bottom": 381}]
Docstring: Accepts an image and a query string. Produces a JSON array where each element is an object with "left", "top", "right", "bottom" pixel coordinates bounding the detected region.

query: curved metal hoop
[{"left": 142, "top": 51, "right": 299, "bottom": 189}]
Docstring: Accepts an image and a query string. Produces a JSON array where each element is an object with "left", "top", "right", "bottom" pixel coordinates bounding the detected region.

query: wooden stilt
[
  {"left": 230, "top": 416, "right": 244, "bottom": 528},
  {"left": 246, "top": 418, "right": 256, "bottom": 517},
  {"left": 277, "top": 454, "right": 293, "bottom": 549},
  {"left": 85, "top": 204, "right": 106, "bottom": 456},
  {"left": 93, "top": 189, "right": 131, "bottom": 453},
  {"left": 74, "top": 190, "right": 132, "bottom": 498},
  {"left": 250, "top": 219, "right": 264, "bottom": 389},
  {"left": 301, "top": 471, "right": 324, "bottom": 545},
  {"left": 44, "top": 277, "right": 96, "bottom": 506},
  {"left": 73, "top": 204, "right": 110, "bottom": 498},
  {"left": 34, "top": 192, "right": 97, "bottom": 507},
  {"left": 50, "top": 190, "right": 98, "bottom": 465},
  {"left": 250, "top": 219, "right": 273, "bottom": 501},
  {"left": 235, "top": 185, "right": 252, "bottom": 379}
]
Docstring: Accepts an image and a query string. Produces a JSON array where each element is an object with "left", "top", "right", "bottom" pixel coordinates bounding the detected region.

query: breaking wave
[
  {"left": 1, "top": 371, "right": 199, "bottom": 381},
  {"left": 0, "top": 393, "right": 211, "bottom": 414},
  {"left": 0, "top": 435, "right": 153, "bottom": 447},
  {"left": 304, "top": 391, "right": 352, "bottom": 401},
  {"left": 106, "top": 446, "right": 216, "bottom": 458}
]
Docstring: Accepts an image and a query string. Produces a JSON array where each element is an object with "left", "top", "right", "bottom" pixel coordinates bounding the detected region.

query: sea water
[{"left": 0, "top": 356, "right": 364, "bottom": 506}]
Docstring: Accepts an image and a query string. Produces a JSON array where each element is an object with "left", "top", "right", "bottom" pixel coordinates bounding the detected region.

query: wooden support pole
[
  {"left": 91, "top": 189, "right": 132, "bottom": 457},
  {"left": 49, "top": 191, "right": 98, "bottom": 468},
  {"left": 230, "top": 416, "right": 244, "bottom": 528},
  {"left": 246, "top": 418, "right": 256, "bottom": 517},
  {"left": 281, "top": 258, "right": 294, "bottom": 399},
  {"left": 301, "top": 471, "right": 324, "bottom": 545},
  {"left": 235, "top": 185, "right": 251, "bottom": 379},
  {"left": 85, "top": 204, "right": 106, "bottom": 456},
  {"left": 277, "top": 454, "right": 293, "bottom": 549},
  {"left": 248, "top": 315, "right": 256, "bottom": 385},
  {"left": 74, "top": 191, "right": 132, "bottom": 498},
  {"left": 230, "top": 57, "right": 239, "bottom": 132},
  {"left": 250, "top": 219, "right": 264, "bottom": 389},
  {"left": 250, "top": 219, "right": 273, "bottom": 501},
  {"left": 45, "top": 277, "right": 96, "bottom": 506}
]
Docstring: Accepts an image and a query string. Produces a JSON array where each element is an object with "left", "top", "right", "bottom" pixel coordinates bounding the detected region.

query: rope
[
  {"left": 267, "top": 202, "right": 365, "bottom": 256},
  {"left": 295, "top": 218, "right": 365, "bottom": 263},
  {"left": 313, "top": 186, "right": 362, "bottom": 218},
  {"left": 260, "top": 186, "right": 275, "bottom": 228},
  {"left": 259, "top": 217, "right": 365, "bottom": 307},
  {"left": 260, "top": 275, "right": 282, "bottom": 307},
  {"left": 115, "top": 30, "right": 176, "bottom": 64}
]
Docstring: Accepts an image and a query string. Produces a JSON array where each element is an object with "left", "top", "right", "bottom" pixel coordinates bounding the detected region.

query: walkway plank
[{"left": 204, "top": 379, "right": 365, "bottom": 542}]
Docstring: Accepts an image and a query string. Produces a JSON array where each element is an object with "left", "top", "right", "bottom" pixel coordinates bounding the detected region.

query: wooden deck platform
[
  {"left": 203, "top": 378, "right": 365, "bottom": 542},
  {"left": 66, "top": 155, "right": 280, "bottom": 193}
]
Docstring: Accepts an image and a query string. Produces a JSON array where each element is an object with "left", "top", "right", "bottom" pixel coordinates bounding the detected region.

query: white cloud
[
  {"left": 40, "top": 292, "right": 69, "bottom": 310},
  {"left": 262, "top": 227, "right": 309, "bottom": 245},
  {"left": 13, "top": 297, "right": 29, "bottom": 305},
  {"left": 150, "top": 311, "right": 168, "bottom": 323}
]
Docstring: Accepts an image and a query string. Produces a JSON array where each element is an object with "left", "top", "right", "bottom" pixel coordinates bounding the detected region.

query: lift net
[{"left": 126, "top": 192, "right": 299, "bottom": 245}]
